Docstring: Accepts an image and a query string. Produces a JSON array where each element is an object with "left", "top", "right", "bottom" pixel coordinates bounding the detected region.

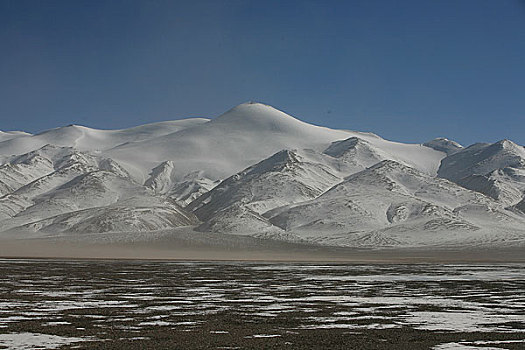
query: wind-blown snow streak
[{"left": 1, "top": 102, "right": 524, "bottom": 248}]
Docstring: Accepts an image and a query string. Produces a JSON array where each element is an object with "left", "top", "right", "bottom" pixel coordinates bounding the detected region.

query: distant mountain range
[{"left": 1, "top": 102, "right": 525, "bottom": 249}]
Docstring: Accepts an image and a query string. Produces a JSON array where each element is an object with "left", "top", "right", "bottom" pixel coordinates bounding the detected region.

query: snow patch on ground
[{"left": 0, "top": 332, "right": 90, "bottom": 350}]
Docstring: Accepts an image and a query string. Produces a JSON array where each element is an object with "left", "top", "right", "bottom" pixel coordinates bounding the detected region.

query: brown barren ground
[{"left": 0, "top": 232, "right": 524, "bottom": 263}]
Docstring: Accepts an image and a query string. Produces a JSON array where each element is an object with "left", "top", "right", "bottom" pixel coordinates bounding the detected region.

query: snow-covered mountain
[
  {"left": 106, "top": 102, "right": 444, "bottom": 181},
  {"left": 437, "top": 139, "right": 525, "bottom": 207},
  {"left": 265, "top": 160, "right": 524, "bottom": 247},
  {"left": 1, "top": 102, "right": 524, "bottom": 249},
  {"left": 0, "top": 145, "right": 197, "bottom": 234}
]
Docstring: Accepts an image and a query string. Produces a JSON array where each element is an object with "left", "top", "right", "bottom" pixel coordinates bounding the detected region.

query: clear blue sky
[{"left": 1, "top": 0, "right": 524, "bottom": 146}]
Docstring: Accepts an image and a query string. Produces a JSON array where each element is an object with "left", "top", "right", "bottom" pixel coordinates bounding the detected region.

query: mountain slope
[
  {"left": 13, "top": 199, "right": 198, "bottom": 235},
  {"left": 188, "top": 149, "right": 341, "bottom": 233},
  {"left": 0, "top": 119, "right": 209, "bottom": 158},
  {"left": 0, "top": 145, "right": 197, "bottom": 234},
  {"left": 438, "top": 140, "right": 525, "bottom": 206},
  {"left": 265, "top": 160, "right": 524, "bottom": 247},
  {"left": 144, "top": 163, "right": 218, "bottom": 206},
  {"left": 107, "top": 102, "right": 446, "bottom": 182},
  {"left": 0, "top": 130, "right": 31, "bottom": 143},
  {"left": 186, "top": 135, "right": 440, "bottom": 235},
  {"left": 457, "top": 167, "right": 525, "bottom": 206},
  {"left": 0, "top": 102, "right": 524, "bottom": 249},
  {"left": 438, "top": 140, "right": 525, "bottom": 182}
]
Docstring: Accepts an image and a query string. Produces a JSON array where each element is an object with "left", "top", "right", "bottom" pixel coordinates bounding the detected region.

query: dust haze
[{"left": 1, "top": 231, "right": 524, "bottom": 263}]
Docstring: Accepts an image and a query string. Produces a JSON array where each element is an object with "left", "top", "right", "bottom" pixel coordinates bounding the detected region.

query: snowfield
[{"left": 1, "top": 102, "right": 525, "bottom": 249}]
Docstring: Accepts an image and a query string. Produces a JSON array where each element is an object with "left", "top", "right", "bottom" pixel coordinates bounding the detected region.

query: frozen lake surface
[{"left": 0, "top": 260, "right": 524, "bottom": 349}]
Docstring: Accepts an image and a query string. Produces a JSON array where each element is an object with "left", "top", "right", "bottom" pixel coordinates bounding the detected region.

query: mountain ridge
[{"left": 1, "top": 102, "right": 524, "bottom": 249}]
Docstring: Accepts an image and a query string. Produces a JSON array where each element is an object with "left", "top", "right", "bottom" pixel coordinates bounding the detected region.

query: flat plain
[{"left": 0, "top": 260, "right": 524, "bottom": 349}]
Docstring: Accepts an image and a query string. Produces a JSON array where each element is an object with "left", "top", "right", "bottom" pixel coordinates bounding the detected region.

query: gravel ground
[{"left": 0, "top": 260, "right": 524, "bottom": 349}]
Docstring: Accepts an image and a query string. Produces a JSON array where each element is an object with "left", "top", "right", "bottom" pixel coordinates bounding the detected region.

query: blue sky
[{"left": 1, "top": 0, "right": 524, "bottom": 146}]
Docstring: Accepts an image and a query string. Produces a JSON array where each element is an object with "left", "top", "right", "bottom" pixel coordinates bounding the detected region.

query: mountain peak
[
  {"left": 423, "top": 138, "right": 463, "bottom": 155},
  {"left": 247, "top": 149, "right": 301, "bottom": 175},
  {"left": 210, "top": 102, "right": 310, "bottom": 134},
  {"left": 35, "top": 124, "right": 88, "bottom": 137},
  {"left": 221, "top": 101, "right": 288, "bottom": 117},
  {"left": 238, "top": 100, "right": 273, "bottom": 107},
  {"left": 495, "top": 139, "right": 520, "bottom": 150},
  {"left": 484, "top": 139, "right": 525, "bottom": 158},
  {"left": 438, "top": 138, "right": 525, "bottom": 182},
  {"left": 323, "top": 137, "right": 369, "bottom": 158},
  {"left": 368, "top": 159, "right": 413, "bottom": 173}
]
